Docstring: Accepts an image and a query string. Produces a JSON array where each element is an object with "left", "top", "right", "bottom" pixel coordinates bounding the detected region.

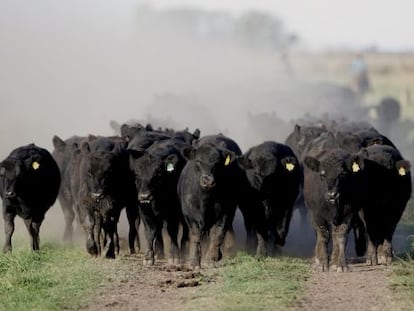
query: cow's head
[
  {"left": 304, "top": 152, "right": 364, "bottom": 225},
  {"left": 0, "top": 155, "right": 43, "bottom": 200},
  {"left": 239, "top": 152, "right": 298, "bottom": 193},
  {"left": 181, "top": 143, "right": 236, "bottom": 190},
  {"left": 131, "top": 149, "right": 181, "bottom": 205},
  {"left": 81, "top": 142, "right": 121, "bottom": 200}
]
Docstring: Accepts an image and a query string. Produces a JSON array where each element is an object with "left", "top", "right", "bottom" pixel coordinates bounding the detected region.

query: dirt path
[
  {"left": 80, "top": 254, "right": 217, "bottom": 311},
  {"left": 81, "top": 255, "right": 402, "bottom": 311},
  {"left": 293, "top": 261, "right": 401, "bottom": 311}
]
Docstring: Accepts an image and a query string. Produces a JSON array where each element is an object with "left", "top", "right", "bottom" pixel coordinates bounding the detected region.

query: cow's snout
[
  {"left": 325, "top": 191, "right": 339, "bottom": 204},
  {"left": 199, "top": 174, "right": 215, "bottom": 189},
  {"left": 138, "top": 192, "right": 152, "bottom": 204},
  {"left": 4, "top": 191, "right": 16, "bottom": 199},
  {"left": 91, "top": 192, "right": 103, "bottom": 200}
]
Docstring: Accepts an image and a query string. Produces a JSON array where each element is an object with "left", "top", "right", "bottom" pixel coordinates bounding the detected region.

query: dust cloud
[{"left": 0, "top": 1, "right": 406, "bottom": 257}]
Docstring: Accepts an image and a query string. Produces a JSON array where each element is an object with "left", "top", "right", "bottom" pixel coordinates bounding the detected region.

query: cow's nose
[
  {"left": 91, "top": 192, "right": 102, "bottom": 199},
  {"left": 200, "top": 174, "right": 215, "bottom": 189},
  {"left": 5, "top": 191, "right": 15, "bottom": 198},
  {"left": 138, "top": 192, "right": 152, "bottom": 203},
  {"left": 325, "top": 191, "right": 339, "bottom": 204}
]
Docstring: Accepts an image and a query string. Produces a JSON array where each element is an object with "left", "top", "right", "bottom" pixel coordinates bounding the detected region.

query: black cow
[
  {"left": 52, "top": 135, "right": 86, "bottom": 242},
  {"left": 178, "top": 134, "right": 242, "bottom": 268},
  {"left": 303, "top": 141, "right": 364, "bottom": 272},
  {"left": 356, "top": 144, "right": 411, "bottom": 265},
  {"left": 238, "top": 141, "right": 301, "bottom": 256},
  {"left": 130, "top": 138, "right": 190, "bottom": 265},
  {"left": 76, "top": 137, "right": 138, "bottom": 258},
  {"left": 0, "top": 144, "right": 60, "bottom": 252}
]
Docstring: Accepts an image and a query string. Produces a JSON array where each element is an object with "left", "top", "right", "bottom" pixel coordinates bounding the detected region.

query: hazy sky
[{"left": 147, "top": 0, "right": 414, "bottom": 51}]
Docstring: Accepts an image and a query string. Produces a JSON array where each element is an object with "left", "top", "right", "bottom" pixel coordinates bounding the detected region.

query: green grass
[
  {"left": 388, "top": 256, "right": 414, "bottom": 310},
  {"left": 0, "top": 242, "right": 104, "bottom": 311},
  {"left": 187, "top": 253, "right": 310, "bottom": 311}
]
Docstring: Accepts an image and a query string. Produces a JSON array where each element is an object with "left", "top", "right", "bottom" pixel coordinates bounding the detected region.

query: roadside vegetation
[
  {"left": 185, "top": 253, "right": 311, "bottom": 311},
  {"left": 0, "top": 240, "right": 104, "bottom": 311}
]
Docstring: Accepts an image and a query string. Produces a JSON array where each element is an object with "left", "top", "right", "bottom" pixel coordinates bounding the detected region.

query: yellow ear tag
[
  {"left": 224, "top": 155, "right": 231, "bottom": 166},
  {"left": 352, "top": 162, "right": 360, "bottom": 173},
  {"left": 285, "top": 163, "right": 295, "bottom": 171},
  {"left": 32, "top": 161, "right": 40, "bottom": 170},
  {"left": 398, "top": 167, "right": 406, "bottom": 176}
]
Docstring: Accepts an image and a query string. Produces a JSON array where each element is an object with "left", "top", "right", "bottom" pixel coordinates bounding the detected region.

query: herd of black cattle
[{"left": 0, "top": 119, "right": 411, "bottom": 272}]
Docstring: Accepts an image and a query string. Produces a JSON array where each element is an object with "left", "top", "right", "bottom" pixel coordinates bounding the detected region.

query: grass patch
[
  {"left": 187, "top": 253, "right": 310, "bottom": 311},
  {"left": 388, "top": 256, "right": 414, "bottom": 310},
  {"left": 0, "top": 242, "right": 104, "bottom": 311}
]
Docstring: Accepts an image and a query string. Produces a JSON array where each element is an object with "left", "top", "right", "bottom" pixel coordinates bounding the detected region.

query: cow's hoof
[
  {"left": 2, "top": 245, "right": 12, "bottom": 253},
  {"left": 105, "top": 251, "right": 116, "bottom": 259},
  {"left": 168, "top": 258, "right": 180, "bottom": 265},
  {"left": 331, "top": 264, "right": 349, "bottom": 273},
  {"left": 378, "top": 255, "right": 392, "bottom": 265},
  {"left": 143, "top": 258, "right": 154, "bottom": 266},
  {"left": 366, "top": 257, "right": 378, "bottom": 266},
  {"left": 87, "top": 241, "right": 98, "bottom": 256}
]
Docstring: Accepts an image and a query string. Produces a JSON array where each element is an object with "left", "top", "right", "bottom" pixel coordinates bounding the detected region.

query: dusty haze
[{"left": 0, "top": 2, "right": 409, "bottom": 257}]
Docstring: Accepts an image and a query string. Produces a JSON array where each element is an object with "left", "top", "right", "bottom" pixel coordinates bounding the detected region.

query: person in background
[{"left": 350, "top": 53, "right": 371, "bottom": 96}]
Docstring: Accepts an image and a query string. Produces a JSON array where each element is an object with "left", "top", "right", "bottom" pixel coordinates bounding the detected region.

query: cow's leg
[
  {"left": 222, "top": 224, "right": 236, "bottom": 257},
  {"left": 3, "top": 212, "right": 16, "bottom": 253},
  {"left": 83, "top": 210, "right": 98, "bottom": 256},
  {"left": 60, "top": 196, "right": 75, "bottom": 243},
  {"left": 365, "top": 238, "right": 378, "bottom": 265},
  {"left": 378, "top": 239, "right": 392, "bottom": 265},
  {"left": 255, "top": 226, "right": 269, "bottom": 257},
  {"left": 189, "top": 225, "right": 202, "bottom": 269},
  {"left": 23, "top": 218, "right": 41, "bottom": 251},
  {"left": 166, "top": 219, "right": 180, "bottom": 265},
  {"left": 102, "top": 217, "right": 116, "bottom": 259},
  {"left": 125, "top": 205, "right": 140, "bottom": 254},
  {"left": 141, "top": 217, "right": 158, "bottom": 265},
  {"left": 154, "top": 229, "right": 164, "bottom": 260},
  {"left": 238, "top": 202, "right": 256, "bottom": 254},
  {"left": 206, "top": 217, "right": 229, "bottom": 264},
  {"left": 180, "top": 221, "right": 189, "bottom": 264},
  {"left": 94, "top": 213, "right": 102, "bottom": 255},
  {"left": 331, "top": 223, "right": 349, "bottom": 272},
  {"left": 314, "top": 223, "right": 330, "bottom": 272}
]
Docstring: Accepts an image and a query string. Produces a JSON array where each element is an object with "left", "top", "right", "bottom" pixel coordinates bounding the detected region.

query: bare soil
[{"left": 79, "top": 254, "right": 219, "bottom": 311}]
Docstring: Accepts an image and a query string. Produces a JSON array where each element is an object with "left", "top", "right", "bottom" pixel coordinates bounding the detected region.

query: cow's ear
[
  {"left": 237, "top": 156, "right": 253, "bottom": 170},
  {"left": 396, "top": 160, "right": 410, "bottom": 176},
  {"left": 294, "top": 124, "right": 301, "bottom": 136},
  {"left": 87, "top": 134, "right": 97, "bottom": 142},
  {"left": 52, "top": 135, "right": 66, "bottom": 151},
  {"left": 304, "top": 156, "right": 320, "bottom": 172},
  {"left": 81, "top": 142, "right": 91, "bottom": 153},
  {"left": 165, "top": 154, "right": 179, "bottom": 173},
  {"left": 181, "top": 146, "right": 195, "bottom": 161},
  {"left": 192, "top": 129, "right": 201, "bottom": 140},
  {"left": 346, "top": 155, "right": 364, "bottom": 173},
  {"left": 281, "top": 156, "right": 297, "bottom": 172}
]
